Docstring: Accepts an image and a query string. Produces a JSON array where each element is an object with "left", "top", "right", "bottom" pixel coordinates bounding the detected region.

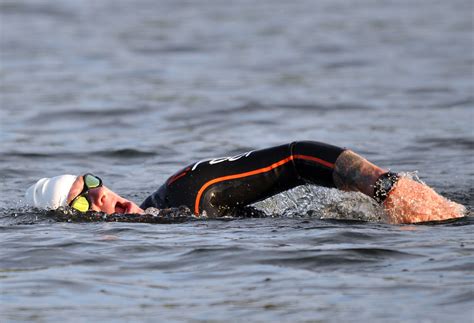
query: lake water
[{"left": 1, "top": 0, "right": 473, "bottom": 321}]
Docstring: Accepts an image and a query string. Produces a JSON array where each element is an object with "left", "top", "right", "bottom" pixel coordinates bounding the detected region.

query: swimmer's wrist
[{"left": 373, "top": 172, "right": 400, "bottom": 204}]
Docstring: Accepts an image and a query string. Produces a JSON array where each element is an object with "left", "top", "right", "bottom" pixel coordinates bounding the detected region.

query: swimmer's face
[{"left": 67, "top": 175, "right": 144, "bottom": 214}]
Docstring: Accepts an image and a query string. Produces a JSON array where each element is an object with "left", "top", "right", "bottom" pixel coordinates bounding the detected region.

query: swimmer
[{"left": 25, "top": 141, "right": 466, "bottom": 224}]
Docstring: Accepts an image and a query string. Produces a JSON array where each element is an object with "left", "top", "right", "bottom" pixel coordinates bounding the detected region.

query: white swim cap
[{"left": 25, "top": 175, "right": 78, "bottom": 210}]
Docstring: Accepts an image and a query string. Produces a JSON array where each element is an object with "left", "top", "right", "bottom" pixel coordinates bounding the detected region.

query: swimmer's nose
[{"left": 88, "top": 187, "right": 107, "bottom": 208}]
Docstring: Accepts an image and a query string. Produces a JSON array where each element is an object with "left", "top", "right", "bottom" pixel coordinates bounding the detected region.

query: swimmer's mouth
[{"left": 114, "top": 201, "right": 132, "bottom": 214}]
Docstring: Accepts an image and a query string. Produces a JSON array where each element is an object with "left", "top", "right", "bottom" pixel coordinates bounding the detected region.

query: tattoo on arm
[{"left": 333, "top": 150, "right": 385, "bottom": 197}]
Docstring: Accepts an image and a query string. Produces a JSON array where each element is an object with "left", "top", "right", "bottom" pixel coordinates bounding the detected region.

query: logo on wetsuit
[{"left": 191, "top": 151, "right": 254, "bottom": 171}]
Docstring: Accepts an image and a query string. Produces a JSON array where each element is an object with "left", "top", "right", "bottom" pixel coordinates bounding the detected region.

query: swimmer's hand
[{"left": 382, "top": 176, "right": 466, "bottom": 224}]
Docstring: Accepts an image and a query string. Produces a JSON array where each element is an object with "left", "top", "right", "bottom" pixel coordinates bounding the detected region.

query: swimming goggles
[{"left": 69, "top": 173, "right": 103, "bottom": 212}]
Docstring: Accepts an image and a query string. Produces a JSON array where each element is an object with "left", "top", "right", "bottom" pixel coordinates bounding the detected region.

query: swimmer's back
[{"left": 140, "top": 141, "right": 344, "bottom": 216}]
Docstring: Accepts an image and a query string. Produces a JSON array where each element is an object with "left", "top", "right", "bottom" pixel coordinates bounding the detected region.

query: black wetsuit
[{"left": 140, "top": 141, "right": 345, "bottom": 216}]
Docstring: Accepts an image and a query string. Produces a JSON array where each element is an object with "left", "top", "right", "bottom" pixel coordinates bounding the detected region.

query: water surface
[{"left": 1, "top": 0, "right": 473, "bottom": 321}]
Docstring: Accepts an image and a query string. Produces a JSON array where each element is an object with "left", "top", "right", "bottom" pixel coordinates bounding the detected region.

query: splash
[
  {"left": 383, "top": 175, "right": 467, "bottom": 224},
  {"left": 252, "top": 185, "right": 386, "bottom": 222}
]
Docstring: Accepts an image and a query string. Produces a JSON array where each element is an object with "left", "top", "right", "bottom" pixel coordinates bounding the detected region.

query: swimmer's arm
[
  {"left": 332, "top": 150, "right": 466, "bottom": 224},
  {"left": 332, "top": 150, "right": 385, "bottom": 198}
]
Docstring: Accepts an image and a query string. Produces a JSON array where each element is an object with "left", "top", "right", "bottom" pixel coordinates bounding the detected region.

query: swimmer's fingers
[{"left": 382, "top": 177, "right": 466, "bottom": 224}]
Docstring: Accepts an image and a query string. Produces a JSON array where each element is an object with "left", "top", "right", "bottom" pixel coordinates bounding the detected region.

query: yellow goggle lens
[
  {"left": 84, "top": 175, "right": 101, "bottom": 188},
  {"left": 71, "top": 196, "right": 90, "bottom": 213}
]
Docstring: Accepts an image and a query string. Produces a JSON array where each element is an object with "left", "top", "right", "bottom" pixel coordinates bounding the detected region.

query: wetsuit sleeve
[{"left": 140, "top": 141, "right": 345, "bottom": 216}]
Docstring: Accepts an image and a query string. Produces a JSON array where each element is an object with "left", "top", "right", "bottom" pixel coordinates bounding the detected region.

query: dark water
[{"left": 1, "top": 0, "right": 473, "bottom": 321}]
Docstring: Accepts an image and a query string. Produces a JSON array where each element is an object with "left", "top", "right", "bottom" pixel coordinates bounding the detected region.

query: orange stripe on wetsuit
[{"left": 194, "top": 154, "right": 334, "bottom": 215}]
